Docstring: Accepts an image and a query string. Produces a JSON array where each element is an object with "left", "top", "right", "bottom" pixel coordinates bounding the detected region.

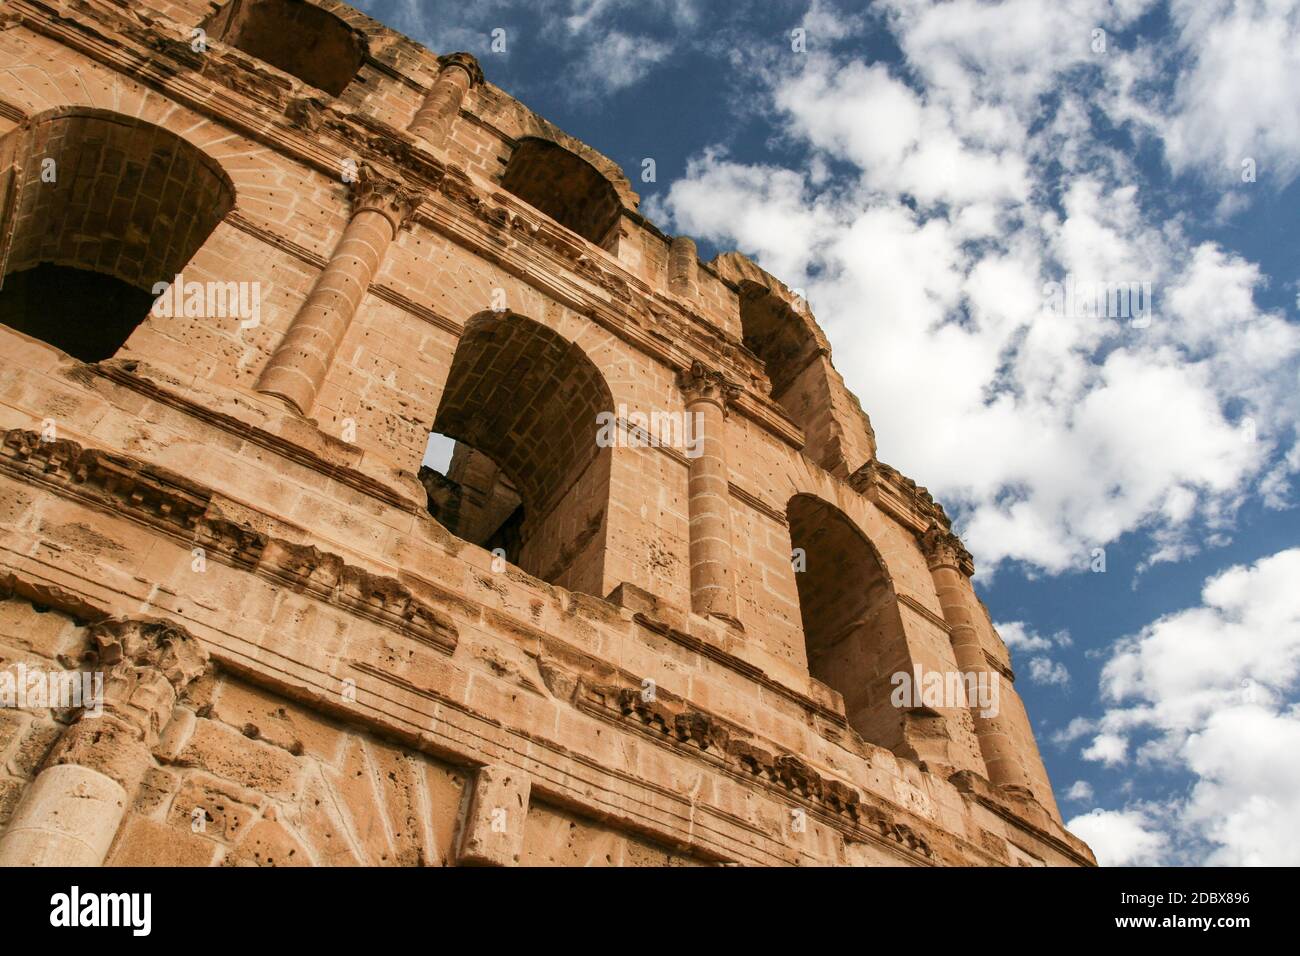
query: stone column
[
  {"left": 408, "top": 53, "right": 484, "bottom": 147},
  {"left": 668, "top": 235, "right": 698, "bottom": 298},
  {"left": 679, "top": 361, "right": 741, "bottom": 625},
  {"left": 0, "top": 618, "right": 207, "bottom": 866},
  {"left": 257, "top": 165, "right": 419, "bottom": 416},
  {"left": 921, "top": 524, "right": 1048, "bottom": 802}
]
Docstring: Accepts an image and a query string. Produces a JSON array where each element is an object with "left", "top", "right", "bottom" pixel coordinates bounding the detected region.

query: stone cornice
[
  {"left": 850, "top": 458, "right": 962, "bottom": 537},
  {"left": 897, "top": 592, "right": 953, "bottom": 635},
  {"left": 631, "top": 612, "right": 845, "bottom": 727},
  {"left": 577, "top": 677, "right": 937, "bottom": 863},
  {"left": 81, "top": 363, "right": 424, "bottom": 513},
  {"left": 0, "top": 429, "right": 459, "bottom": 654}
]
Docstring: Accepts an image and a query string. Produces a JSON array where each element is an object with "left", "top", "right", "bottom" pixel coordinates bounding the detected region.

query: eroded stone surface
[{"left": 0, "top": 0, "right": 1090, "bottom": 867}]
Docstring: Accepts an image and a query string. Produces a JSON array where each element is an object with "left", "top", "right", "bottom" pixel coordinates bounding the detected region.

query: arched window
[
  {"left": 204, "top": 0, "right": 366, "bottom": 97},
  {"left": 787, "top": 494, "right": 911, "bottom": 752},
  {"left": 738, "top": 283, "right": 844, "bottom": 466},
  {"left": 421, "top": 312, "right": 613, "bottom": 597},
  {"left": 499, "top": 138, "right": 622, "bottom": 248},
  {"left": 0, "top": 110, "right": 234, "bottom": 362}
]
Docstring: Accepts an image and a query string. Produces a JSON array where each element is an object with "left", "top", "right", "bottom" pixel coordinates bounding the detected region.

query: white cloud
[
  {"left": 998, "top": 621, "right": 1055, "bottom": 652},
  {"left": 1079, "top": 548, "right": 1300, "bottom": 865},
  {"left": 1028, "top": 656, "right": 1071, "bottom": 686},
  {"left": 655, "top": 2, "right": 1300, "bottom": 576},
  {"left": 1064, "top": 779, "right": 1095, "bottom": 802},
  {"left": 1082, "top": 732, "right": 1128, "bottom": 766},
  {"left": 999, "top": 622, "right": 1072, "bottom": 685},
  {"left": 1067, "top": 807, "right": 1168, "bottom": 866},
  {"left": 1052, "top": 716, "right": 1096, "bottom": 745},
  {"left": 575, "top": 30, "right": 672, "bottom": 94},
  {"left": 1160, "top": 0, "right": 1300, "bottom": 185},
  {"left": 554, "top": 0, "right": 700, "bottom": 96}
]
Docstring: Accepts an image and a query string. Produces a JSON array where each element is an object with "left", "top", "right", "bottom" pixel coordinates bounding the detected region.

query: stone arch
[
  {"left": 787, "top": 493, "right": 914, "bottom": 753},
  {"left": 204, "top": 0, "right": 368, "bottom": 98},
  {"left": 504, "top": 109, "right": 640, "bottom": 212},
  {"left": 423, "top": 310, "right": 614, "bottom": 597},
  {"left": 0, "top": 108, "right": 236, "bottom": 362},
  {"left": 499, "top": 137, "right": 625, "bottom": 248},
  {"left": 737, "top": 280, "right": 825, "bottom": 391},
  {"left": 714, "top": 251, "right": 877, "bottom": 476}
]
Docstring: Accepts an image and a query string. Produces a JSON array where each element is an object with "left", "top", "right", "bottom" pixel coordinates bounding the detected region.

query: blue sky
[{"left": 355, "top": 0, "right": 1300, "bottom": 866}]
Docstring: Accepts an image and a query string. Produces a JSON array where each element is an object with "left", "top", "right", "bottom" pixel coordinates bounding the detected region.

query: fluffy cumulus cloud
[
  {"left": 1159, "top": 0, "right": 1300, "bottom": 184},
  {"left": 998, "top": 622, "right": 1072, "bottom": 685},
  {"left": 651, "top": 0, "right": 1300, "bottom": 575},
  {"left": 1064, "top": 779, "right": 1095, "bottom": 802},
  {"left": 1068, "top": 548, "right": 1300, "bottom": 865},
  {"left": 1068, "top": 807, "right": 1169, "bottom": 866}
]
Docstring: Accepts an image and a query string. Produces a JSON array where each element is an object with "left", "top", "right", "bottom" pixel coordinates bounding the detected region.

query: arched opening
[
  {"left": 499, "top": 138, "right": 622, "bottom": 249},
  {"left": 421, "top": 312, "right": 613, "bottom": 597},
  {"left": 0, "top": 110, "right": 235, "bottom": 362},
  {"left": 738, "top": 284, "right": 844, "bottom": 466},
  {"left": 204, "top": 0, "right": 366, "bottom": 97},
  {"left": 787, "top": 494, "right": 911, "bottom": 752}
]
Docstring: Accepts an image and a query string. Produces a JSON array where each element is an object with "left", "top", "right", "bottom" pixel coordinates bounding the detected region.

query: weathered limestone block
[
  {"left": 456, "top": 764, "right": 531, "bottom": 867},
  {"left": 105, "top": 815, "right": 221, "bottom": 868}
]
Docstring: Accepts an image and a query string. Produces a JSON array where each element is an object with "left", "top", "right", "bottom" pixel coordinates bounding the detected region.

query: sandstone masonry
[{"left": 0, "top": 0, "right": 1092, "bottom": 867}]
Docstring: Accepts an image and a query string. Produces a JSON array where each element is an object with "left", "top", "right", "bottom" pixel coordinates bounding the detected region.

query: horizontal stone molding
[
  {"left": 225, "top": 210, "right": 464, "bottom": 338},
  {"left": 897, "top": 592, "right": 953, "bottom": 635},
  {"left": 82, "top": 363, "right": 421, "bottom": 514},
  {"left": 631, "top": 612, "right": 846, "bottom": 727},
  {"left": 0, "top": 428, "right": 458, "bottom": 654},
  {"left": 577, "top": 678, "right": 939, "bottom": 862}
]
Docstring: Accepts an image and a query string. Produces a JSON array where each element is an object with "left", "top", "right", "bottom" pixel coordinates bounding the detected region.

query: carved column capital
[
  {"left": 88, "top": 618, "right": 209, "bottom": 746},
  {"left": 920, "top": 522, "right": 974, "bottom": 576},
  {"left": 437, "top": 52, "right": 485, "bottom": 88},
  {"left": 678, "top": 360, "right": 740, "bottom": 415},
  {"left": 350, "top": 164, "right": 421, "bottom": 236}
]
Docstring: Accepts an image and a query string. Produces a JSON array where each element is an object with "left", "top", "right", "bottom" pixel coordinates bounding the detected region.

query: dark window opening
[
  {"left": 739, "top": 285, "right": 820, "bottom": 398},
  {"left": 788, "top": 494, "right": 910, "bottom": 753},
  {"left": 0, "top": 265, "right": 157, "bottom": 362},
  {"left": 422, "top": 311, "right": 613, "bottom": 597},
  {"left": 0, "top": 110, "right": 235, "bottom": 362},
  {"left": 420, "top": 441, "right": 525, "bottom": 566},
  {"left": 205, "top": 0, "right": 366, "bottom": 97},
  {"left": 740, "top": 284, "right": 848, "bottom": 473},
  {"left": 499, "top": 138, "right": 622, "bottom": 249}
]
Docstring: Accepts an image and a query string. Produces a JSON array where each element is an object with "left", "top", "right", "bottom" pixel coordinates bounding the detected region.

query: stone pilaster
[
  {"left": 920, "top": 523, "right": 1058, "bottom": 817},
  {"left": 0, "top": 618, "right": 208, "bottom": 866},
  {"left": 679, "top": 361, "right": 741, "bottom": 625},
  {"left": 408, "top": 53, "right": 484, "bottom": 147},
  {"left": 257, "top": 165, "right": 420, "bottom": 415},
  {"left": 668, "top": 235, "right": 699, "bottom": 298}
]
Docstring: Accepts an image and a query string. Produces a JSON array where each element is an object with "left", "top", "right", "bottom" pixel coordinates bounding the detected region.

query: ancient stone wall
[{"left": 0, "top": 0, "right": 1088, "bottom": 866}]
